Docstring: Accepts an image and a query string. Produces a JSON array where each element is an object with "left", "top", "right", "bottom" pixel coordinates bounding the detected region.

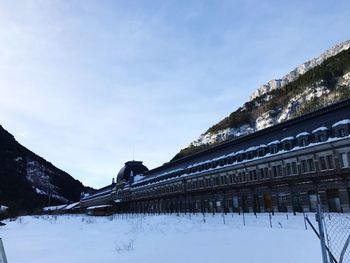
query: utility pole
[{"left": 316, "top": 204, "right": 329, "bottom": 263}]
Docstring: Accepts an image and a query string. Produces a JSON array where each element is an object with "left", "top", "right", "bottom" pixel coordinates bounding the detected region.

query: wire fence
[{"left": 323, "top": 213, "right": 350, "bottom": 263}]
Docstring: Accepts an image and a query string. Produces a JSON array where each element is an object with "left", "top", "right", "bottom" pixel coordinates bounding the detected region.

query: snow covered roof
[
  {"left": 256, "top": 144, "right": 267, "bottom": 149},
  {"left": 62, "top": 202, "right": 79, "bottom": 210},
  {"left": 134, "top": 174, "right": 145, "bottom": 182},
  {"left": 332, "top": 119, "right": 350, "bottom": 128},
  {"left": 43, "top": 204, "right": 67, "bottom": 212},
  {"left": 87, "top": 205, "right": 112, "bottom": 210},
  {"left": 267, "top": 140, "right": 279, "bottom": 146},
  {"left": 246, "top": 146, "right": 258, "bottom": 152},
  {"left": 296, "top": 132, "right": 310, "bottom": 138},
  {"left": 281, "top": 136, "right": 294, "bottom": 142},
  {"left": 312, "top": 127, "right": 328, "bottom": 133}
]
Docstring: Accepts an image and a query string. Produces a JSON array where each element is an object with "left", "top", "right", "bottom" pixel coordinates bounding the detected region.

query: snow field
[{"left": 1, "top": 213, "right": 321, "bottom": 263}]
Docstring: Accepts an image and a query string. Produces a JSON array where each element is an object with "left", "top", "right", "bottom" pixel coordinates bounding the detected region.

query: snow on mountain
[
  {"left": 249, "top": 40, "right": 350, "bottom": 101},
  {"left": 0, "top": 124, "right": 88, "bottom": 209},
  {"left": 181, "top": 40, "right": 350, "bottom": 154},
  {"left": 26, "top": 160, "right": 69, "bottom": 203},
  {"left": 191, "top": 125, "right": 255, "bottom": 147}
]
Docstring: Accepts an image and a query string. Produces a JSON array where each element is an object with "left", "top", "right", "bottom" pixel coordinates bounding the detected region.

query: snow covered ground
[{"left": 1, "top": 213, "right": 321, "bottom": 263}]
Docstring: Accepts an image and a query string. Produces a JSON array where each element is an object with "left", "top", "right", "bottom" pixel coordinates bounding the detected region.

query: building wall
[
  {"left": 81, "top": 100, "right": 350, "bottom": 214},
  {"left": 119, "top": 134, "right": 350, "bottom": 214}
]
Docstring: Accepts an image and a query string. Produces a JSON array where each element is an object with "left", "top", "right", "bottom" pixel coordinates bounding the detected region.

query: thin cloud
[{"left": 1, "top": 0, "right": 350, "bottom": 187}]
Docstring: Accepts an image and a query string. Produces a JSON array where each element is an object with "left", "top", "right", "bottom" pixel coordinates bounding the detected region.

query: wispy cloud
[{"left": 1, "top": 0, "right": 350, "bottom": 187}]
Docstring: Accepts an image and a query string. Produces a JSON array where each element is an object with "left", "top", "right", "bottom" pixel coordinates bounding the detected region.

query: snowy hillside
[
  {"left": 0, "top": 125, "right": 88, "bottom": 209},
  {"left": 1, "top": 213, "right": 321, "bottom": 263},
  {"left": 250, "top": 40, "right": 350, "bottom": 101},
  {"left": 173, "top": 40, "right": 350, "bottom": 160}
]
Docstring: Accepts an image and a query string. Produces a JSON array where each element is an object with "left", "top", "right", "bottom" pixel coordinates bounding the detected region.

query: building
[{"left": 81, "top": 99, "right": 350, "bottom": 214}]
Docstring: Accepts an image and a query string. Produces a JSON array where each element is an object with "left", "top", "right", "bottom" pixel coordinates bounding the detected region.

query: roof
[
  {"left": 87, "top": 205, "right": 112, "bottom": 210},
  {"left": 62, "top": 202, "right": 80, "bottom": 210},
  {"left": 117, "top": 161, "right": 149, "bottom": 183},
  {"left": 142, "top": 98, "right": 350, "bottom": 178},
  {"left": 332, "top": 119, "right": 350, "bottom": 128},
  {"left": 43, "top": 204, "right": 67, "bottom": 211}
]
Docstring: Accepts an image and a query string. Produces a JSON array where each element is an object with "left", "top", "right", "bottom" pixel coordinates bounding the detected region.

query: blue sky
[{"left": 1, "top": 0, "right": 349, "bottom": 188}]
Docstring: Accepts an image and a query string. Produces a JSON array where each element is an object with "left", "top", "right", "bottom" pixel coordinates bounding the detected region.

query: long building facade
[{"left": 80, "top": 99, "right": 350, "bottom": 214}]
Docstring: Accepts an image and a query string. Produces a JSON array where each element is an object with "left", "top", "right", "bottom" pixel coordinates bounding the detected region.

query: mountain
[
  {"left": 0, "top": 125, "right": 90, "bottom": 211},
  {"left": 172, "top": 40, "right": 350, "bottom": 161}
]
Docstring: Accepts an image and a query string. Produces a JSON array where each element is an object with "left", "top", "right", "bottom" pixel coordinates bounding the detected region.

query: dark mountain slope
[{"left": 0, "top": 125, "right": 89, "bottom": 211}]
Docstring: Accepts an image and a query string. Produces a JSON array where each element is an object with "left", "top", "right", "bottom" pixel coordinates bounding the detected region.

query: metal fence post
[
  {"left": 317, "top": 204, "right": 329, "bottom": 263},
  {"left": 0, "top": 238, "right": 8, "bottom": 263}
]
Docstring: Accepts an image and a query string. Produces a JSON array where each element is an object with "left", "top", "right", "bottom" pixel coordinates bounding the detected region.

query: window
[
  {"left": 222, "top": 176, "right": 227, "bottom": 184},
  {"left": 301, "top": 160, "right": 308, "bottom": 173},
  {"left": 284, "top": 143, "right": 291, "bottom": 151},
  {"left": 300, "top": 139, "right": 307, "bottom": 147},
  {"left": 340, "top": 153, "right": 349, "bottom": 168},
  {"left": 307, "top": 159, "right": 315, "bottom": 172},
  {"left": 253, "top": 170, "right": 257, "bottom": 180},
  {"left": 264, "top": 167, "right": 269, "bottom": 178},
  {"left": 278, "top": 165, "right": 282, "bottom": 176},
  {"left": 242, "top": 172, "right": 246, "bottom": 182},
  {"left": 272, "top": 166, "right": 278, "bottom": 177},
  {"left": 215, "top": 177, "right": 219, "bottom": 185},
  {"left": 319, "top": 156, "right": 327, "bottom": 170},
  {"left": 292, "top": 162, "right": 297, "bottom": 174},
  {"left": 260, "top": 168, "right": 265, "bottom": 179},
  {"left": 248, "top": 171, "right": 253, "bottom": 181},
  {"left": 286, "top": 163, "right": 292, "bottom": 175},
  {"left": 270, "top": 147, "right": 278, "bottom": 154},
  {"left": 317, "top": 134, "right": 325, "bottom": 142},
  {"left": 327, "top": 155, "right": 334, "bottom": 169},
  {"left": 339, "top": 128, "right": 346, "bottom": 137}
]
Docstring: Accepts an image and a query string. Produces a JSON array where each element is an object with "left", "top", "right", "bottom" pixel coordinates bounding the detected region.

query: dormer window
[
  {"left": 281, "top": 137, "right": 294, "bottom": 151},
  {"left": 256, "top": 145, "right": 267, "bottom": 157},
  {"left": 227, "top": 157, "right": 234, "bottom": 164},
  {"left": 339, "top": 128, "right": 346, "bottom": 137},
  {"left": 267, "top": 141, "right": 279, "bottom": 155},
  {"left": 312, "top": 127, "right": 329, "bottom": 143},
  {"left": 270, "top": 147, "right": 278, "bottom": 154},
  {"left": 211, "top": 161, "right": 219, "bottom": 168},
  {"left": 300, "top": 138, "right": 307, "bottom": 147},
  {"left": 332, "top": 119, "right": 350, "bottom": 138},
  {"left": 317, "top": 134, "right": 325, "bottom": 142},
  {"left": 296, "top": 132, "right": 310, "bottom": 147}
]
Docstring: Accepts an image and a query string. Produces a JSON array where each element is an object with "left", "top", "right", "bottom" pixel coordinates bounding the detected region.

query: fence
[
  {"left": 323, "top": 212, "right": 350, "bottom": 263},
  {"left": 308, "top": 206, "right": 350, "bottom": 263},
  {"left": 0, "top": 238, "right": 8, "bottom": 263}
]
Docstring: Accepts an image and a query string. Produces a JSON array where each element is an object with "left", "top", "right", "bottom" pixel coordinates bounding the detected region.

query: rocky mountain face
[
  {"left": 250, "top": 40, "right": 350, "bottom": 101},
  {"left": 172, "top": 40, "right": 350, "bottom": 161},
  {"left": 0, "top": 125, "right": 89, "bottom": 211}
]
